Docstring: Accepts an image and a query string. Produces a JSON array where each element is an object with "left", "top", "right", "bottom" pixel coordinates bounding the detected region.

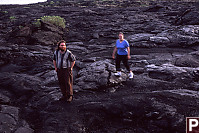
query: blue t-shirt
[{"left": 116, "top": 39, "right": 130, "bottom": 55}]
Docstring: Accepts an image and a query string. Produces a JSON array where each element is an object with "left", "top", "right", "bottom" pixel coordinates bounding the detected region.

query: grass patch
[
  {"left": 33, "top": 16, "right": 66, "bottom": 29},
  {"left": 9, "top": 16, "right": 16, "bottom": 21}
]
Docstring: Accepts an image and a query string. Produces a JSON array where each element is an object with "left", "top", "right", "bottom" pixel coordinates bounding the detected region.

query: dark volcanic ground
[{"left": 0, "top": 0, "right": 199, "bottom": 133}]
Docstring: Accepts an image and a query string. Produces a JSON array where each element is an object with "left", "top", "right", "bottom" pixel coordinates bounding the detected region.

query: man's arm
[
  {"left": 70, "top": 61, "right": 75, "bottom": 70},
  {"left": 53, "top": 60, "right": 57, "bottom": 72},
  {"left": 68, "top": 52, "right": 76, "bottom": 70}
]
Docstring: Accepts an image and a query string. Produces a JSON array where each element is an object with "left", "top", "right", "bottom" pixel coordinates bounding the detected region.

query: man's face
[{"left": 59, "top": 43, "right": 66, "bottom": 51}]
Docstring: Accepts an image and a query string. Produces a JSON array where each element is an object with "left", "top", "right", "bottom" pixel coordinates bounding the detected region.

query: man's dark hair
[{"left": 57, "top": 40, "right": 66, "bottom": 50}]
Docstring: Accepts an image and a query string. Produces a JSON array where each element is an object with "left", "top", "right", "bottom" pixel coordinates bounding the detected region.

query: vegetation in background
[
  {"left": 49, "top": 1, "right": 55, "bottom": 5},
  {"left": 9, "top": 16, "right": 16, "bottom": 21},
  {"left": 18, "top": 25, "right": 24, "bottom": 29},
  {"left": 39, "top": 4, "right": 45, "bottom": 7},
  {"left": 2, "top": 11, "right": 8, "bottom": 14},
  {"left": 33, "top": 16, "right": 66, "bottom": 29},
  {"left": 36, "top": 1, "right": 60, "bottom": 7}
]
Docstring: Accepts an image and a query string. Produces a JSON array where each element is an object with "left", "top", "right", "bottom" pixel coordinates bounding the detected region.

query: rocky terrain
[{"left": 0, "top": 0, "right": 199, "bottom": 132}]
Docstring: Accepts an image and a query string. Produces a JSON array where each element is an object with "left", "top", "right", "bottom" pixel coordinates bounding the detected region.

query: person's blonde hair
[{"left": 119, "top": 32, "right": 124, "bottom": 36}]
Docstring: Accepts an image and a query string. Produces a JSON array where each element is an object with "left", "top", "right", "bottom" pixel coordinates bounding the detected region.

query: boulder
[
  {"left": 83, "top": 9, "right": 98, "bottom": 15},
  {"left": 14, "top": 127, "right": 34, "bottom": 133},
  {"left": 143, "top": 5, "right": 164, "bottom": 12},
  {"left": 30, "top": 19, "right": 65, "bottom": 45},
  {"left": 0, "top": 72, "right": 41, "bottom": 97},
  {"left": 181, "top": 25, "right": 199, "bottom": 35},
  {"left": 0, "top": 105, "right": 19, "bottom": 132},
  {"left": 31, "top": 31, "right": 62, "bottom": 45},
  {"left": 92, "top": 33, "right": 99, "bottom": 39},
  {"left": 0, "top": 93, "right": 10, "bottom": 104},
  {"left": 17, "top": 26, "right": 32, "bottom": 37},
  {"left": 132, "top": 41, "right": 157, "bottom": 48},
  {"left": 78, "top": 89, "right": 199, "bottom": 133},
  {"left": 151, "top": 25, "right": 199, "bottom": 47},
  {"left": 0, "top": 105, "right": 34, "bottom": 133},
  {"left": 127, "top": 33, "right": 155, "bottom": 43},
  {"left": 75, "top": 59, "right": 127, "bottom": 90},
  {"left": 127, "top": 14, "right": 151, "bottom": 24},
  {"left": 175, "top": 54, "right": 199, "bottom": 67},
  {"left": 40, "top": 20, "right": 64, "bottom": 35},
  {"left": 175, "top": 10, "right": 199, "bottom": 25},
  {"left": 8, "top": 24, "right": 32, "bottom": 45},
  {"left": 67, "top": 44, "right": 89, "bottom": 55},
  {"left": 150, "top": 36, "right": 170, "bottom": 44},
  {"left": 145, "top": 63, "right": 197, "bottom": 89}
]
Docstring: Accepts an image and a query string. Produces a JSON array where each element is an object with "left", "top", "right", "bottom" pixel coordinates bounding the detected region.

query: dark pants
[
  {"left": 116, "top": 54, "right": 130, "bottom": 71},
  {"left": 57, "top": 68, "right": 73, "bottom": 97}
]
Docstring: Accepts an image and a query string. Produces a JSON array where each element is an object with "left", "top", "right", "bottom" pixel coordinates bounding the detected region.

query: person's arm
[
  {"left": 53, "top": 60, "right": 57, "bottom": 72},
  {"left": 68, "top": 52, "right": 76, "bottom": 70},
  {"left": 127, "top": 47, "right": 131, "bottom": 59},
  {"left": 70, "top": 61, "right": 75, "bottom": 70},
  {"left": 53, "top": 51, "right": 58, "bottom": 72},
  {"left": 112, "top": 47, "right": 117, "bottom": 59}
]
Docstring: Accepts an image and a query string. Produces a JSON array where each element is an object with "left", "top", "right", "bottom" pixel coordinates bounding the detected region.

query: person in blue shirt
[{"left": 112, "top": 32, "right": 133, "bottom": 78}]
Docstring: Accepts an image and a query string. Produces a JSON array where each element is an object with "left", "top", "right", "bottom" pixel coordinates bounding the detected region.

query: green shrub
[
  {"left": 9, "top": 16, "right": 16, "bottom": 21},
  {"left": 33, "top": 19, "right": 41, "bottom": 27},
  {"left": 33, "top": 16, "right": 66, "bottom": 29},
  {"left": 2, "top": 11, "right": 8, "bottom": 13},
  {"left": 49, "top": 1, "right": 55, "bottom": 5},
  {"left": 39, "top": 4, "right": 45, "bottom": 7},
  {"left": 19, "top": 25, "right": 24, "bottom": 29}
]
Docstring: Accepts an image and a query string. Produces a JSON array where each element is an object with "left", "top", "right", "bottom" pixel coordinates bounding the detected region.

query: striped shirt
[{"left": 53, "top": 49, "right": 76, "bottom": 69}]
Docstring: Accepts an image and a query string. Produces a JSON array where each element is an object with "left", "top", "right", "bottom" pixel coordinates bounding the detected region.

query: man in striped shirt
[{"left": 53, "top": 40, "right": 76, "bottom": 102}]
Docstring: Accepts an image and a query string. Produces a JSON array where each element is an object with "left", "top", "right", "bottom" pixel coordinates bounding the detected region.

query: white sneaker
[
  {"left": 114, "top": 71, "right": 121, "bottom": 76},
  {"left": 129, "top": 72, "right": 134, "bottom": 79}
]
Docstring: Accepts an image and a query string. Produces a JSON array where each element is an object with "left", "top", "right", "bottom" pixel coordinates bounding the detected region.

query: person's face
[
  {"left": 59, "top": 43, "right": 66, "bottom": 51},
  {"left": 119, "top": 34, "right": 124, "bottom": 40}
]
